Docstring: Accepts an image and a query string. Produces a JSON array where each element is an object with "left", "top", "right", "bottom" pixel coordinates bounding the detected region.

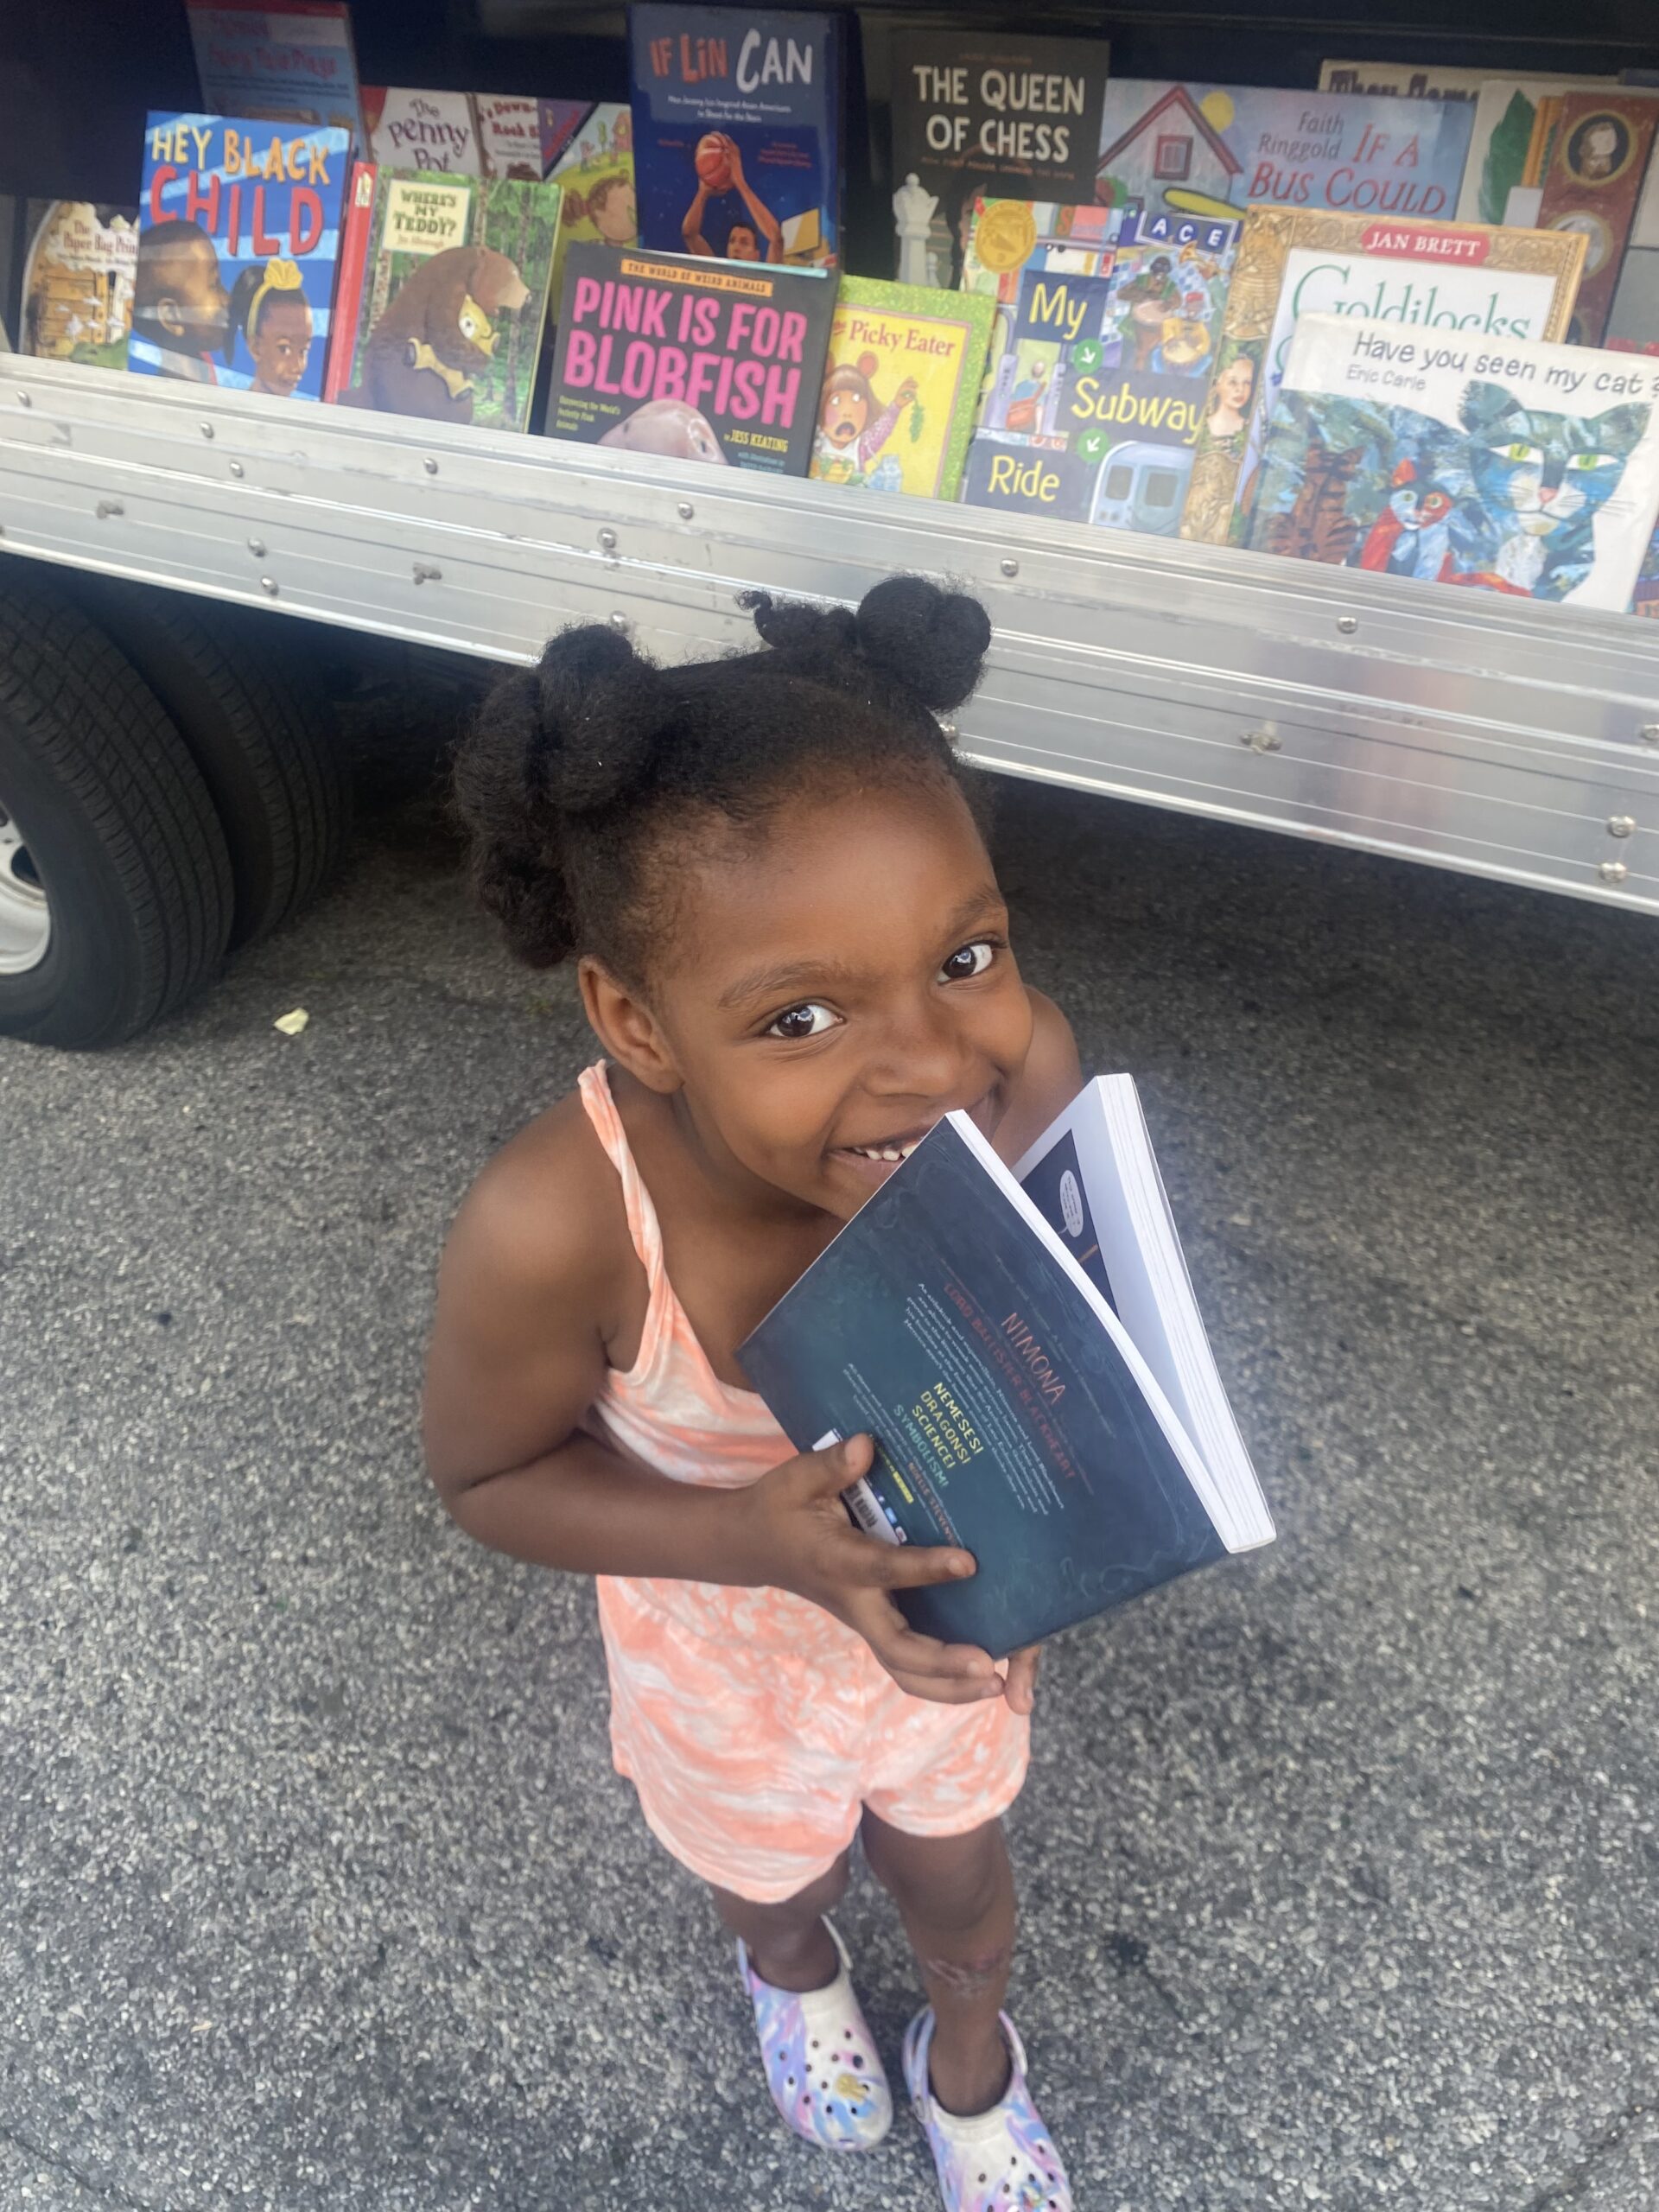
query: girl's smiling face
[
  {"left": 587, "top": 776, "right": 1034, "bottom": 1223},
  {"left": 249, "top": 295, "right": 313, "bottom": 394}
]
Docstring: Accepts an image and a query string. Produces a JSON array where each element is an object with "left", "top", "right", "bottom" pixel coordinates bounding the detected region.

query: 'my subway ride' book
[{"left": 544, "top": 240, "right": 833, "bottom": 472}]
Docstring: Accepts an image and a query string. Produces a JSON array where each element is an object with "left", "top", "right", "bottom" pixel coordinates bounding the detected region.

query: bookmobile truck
[{"left": 0, "top": 0, "right": 1655, "bottom": 1049}]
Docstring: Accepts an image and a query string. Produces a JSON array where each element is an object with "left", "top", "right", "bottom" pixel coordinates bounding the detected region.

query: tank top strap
[{"left": 577, "top": 1060, "right": 672, "bottom": 1388}]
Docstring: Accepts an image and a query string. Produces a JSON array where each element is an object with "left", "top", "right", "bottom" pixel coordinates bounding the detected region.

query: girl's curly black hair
[{"left": 452, "top": 575, "right": 994, "bottom": 985}]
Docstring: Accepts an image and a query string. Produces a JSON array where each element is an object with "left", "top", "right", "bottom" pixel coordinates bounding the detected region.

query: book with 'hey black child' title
[{"left": 739, "top": 1079, "right": 1274, "bottom": 1659}]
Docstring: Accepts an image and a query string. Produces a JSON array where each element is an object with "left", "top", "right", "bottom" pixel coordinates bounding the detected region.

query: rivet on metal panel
[
  {"left": 1242, "top": 727, "right": 1282, "bottom": 753},
  {"left": 200, "top": 421, "right": 215, "bottom": 439},
  {"left": 1607, "top": 815, "right": 1637, "bottom": 838},
  {"left": 1598, "top": 859, "right": 1630, "bottom": 885},
  {"left": 412, "top": 562, "right": 442, "bottom": 584},
  {"left": 677, "top": 502, "right": 695, "bottom": 521},
  {"left": 16, "top": 391, "right": 32, "bottom": 408},
  {"left": 260, "top": 576, "right": 279, "bottom": 596},
  {"left": 610, "top": 612, "right": 631, "bottom": 631},
  {"left": 228, "top": 459, "right": 245, "bottom": 477},
  {"left": 247, "top": 537, "right": 266, "bottom": 557},
  {"left": 95, "top": 499, "right": 124, "bottom": 520},
  {"left": 1337, "top": 614, "right": 1359, "bottom": 634},
  {"left": 599, "top": 528, "right": 619, "bottom": 552},
  {"left": 423, "top": 457, "right": 439, "bottom": 474},
  {"left": 1001, "top": 558, "right": 1018, "bottom": 577},
  {"left": 1640, "top": 723, "right": 1659, "bottom": 747}
]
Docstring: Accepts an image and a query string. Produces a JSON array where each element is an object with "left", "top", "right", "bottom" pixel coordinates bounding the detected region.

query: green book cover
[
  {"left": 809, "top": 275, "right": 995, "bottom": 503},
  {"left": 338, "top": 169, "right": 562, "bottom": 432}
]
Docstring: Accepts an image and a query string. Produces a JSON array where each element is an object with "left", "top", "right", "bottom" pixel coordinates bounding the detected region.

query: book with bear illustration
[
  {"left": 629, "top": 4, "right": 842, "bottom": 270},
  {"left": 1179, "top": 206, "right": 1586, "bottom": 547},
  {"left": 327, "top": 167, "right": 563, "bottom": 431},
  {"left": 1243, "top": 312, "right": 1659, "bottom": 613},
  {"left": 129, "top": 111, "right": 351, "bottom": 400},
  {"left": 543, "top": 239, "right": 835, "bottom": 474},
  {"left": 807, "top": 276, "right": 995, "bottom": 501}
]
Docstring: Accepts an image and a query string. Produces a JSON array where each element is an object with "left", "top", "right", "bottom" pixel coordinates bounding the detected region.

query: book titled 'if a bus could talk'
[{"left": 739, "top": 1078, "right": 1274, "bottom": 1658}]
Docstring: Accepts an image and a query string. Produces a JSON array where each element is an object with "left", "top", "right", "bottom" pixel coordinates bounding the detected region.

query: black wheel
[
  {"left": 0, "top": 571, "right": 234, "bottom": 1049},
  {"left": 64, "top": 576, "right": 353, "bottom": 948}
]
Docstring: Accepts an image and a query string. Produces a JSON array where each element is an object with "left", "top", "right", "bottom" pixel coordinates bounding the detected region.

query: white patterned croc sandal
[
  {"left": 736, "top": 1916, "right": 893, "bottom": 2152},
  {"left": 902, "top": 2006, "right": 1072, "bottom": 2212}
]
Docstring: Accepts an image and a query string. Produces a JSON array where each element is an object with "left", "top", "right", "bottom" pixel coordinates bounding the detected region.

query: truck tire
[
  {"left": 0, "top": 575, "right": 233, "bottom": 1050},
  {"left": 65, "top": 576, "right": 352, "bottom": 948}
]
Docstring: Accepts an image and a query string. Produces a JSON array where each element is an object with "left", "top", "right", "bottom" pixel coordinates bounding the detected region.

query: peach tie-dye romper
[{"left": 578, "top": 1064, "right": 1030, "bottom": 1904}]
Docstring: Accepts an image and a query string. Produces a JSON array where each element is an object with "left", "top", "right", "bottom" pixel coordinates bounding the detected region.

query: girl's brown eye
[
  {"left": 939, "top": 941, "right": 995, "bottom": 982},
  {"left": 767, "top": 1001, "right": 836, "bottom": 1040}
]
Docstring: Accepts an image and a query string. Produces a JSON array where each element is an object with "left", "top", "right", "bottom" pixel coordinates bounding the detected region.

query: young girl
[
  {"left": 425, "top": 578, "right": 1080, "bottom": 2211},
  {"left": 225, "top": 257, "right": 313, "bottom": 397}
]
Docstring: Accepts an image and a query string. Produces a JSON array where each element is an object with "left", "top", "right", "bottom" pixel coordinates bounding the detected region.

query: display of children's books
[
  {"left": 630, "top": 6, "right": 842, "bottom": 269},
  {"left": 330, "top": 169, "right": 563, "bottom": 430},
  {"left": 363, "top": 88, "right": 481, "bottom": 175},
  {"left": 960, "top": 196, "right": 1123, "bottom": 306},
  {"left": 808, "top": 276, "right": 994, "bottom": 500},
  {"left": 20, "top": 202, "right": 137, "bottom": 369},
  {"left": 547, "top": 103, "right": 639, "bottom": 314},
  {"left": 1244, "top": 313, "right": 1659, "bottom": 613},
  {"left": 1318, "top": 62, "right": 1491, "bottom": 102},
  {"left": 186, "top": 0, "right": 365, "bottom": 145},
  {"left": 474, "top": 98, "right": 590, "bottom": 181},
  {"left": 1095, "top": 82, "right": 1475, "bottom": 226},
  {"left": 129, "top": 111, "right": 350, "bottom": 397},
  {"left": 965, "top": 209, "right": 1237, "bottom": 538},
  {"left": 1535, "top": 94, "right": 1659, "bottom": 346},
  {"left": 1453, "top": 77, "right": 1624, "bottom": 229},
  {"left": 543, "top": 240, "right": 835, "bottom": 474},
  {"left": 1180, "top": 207, "right": 1586, "bottom": 548},
  {"left": 889, "top": 31, "right": 1110, "bottom": 289}
]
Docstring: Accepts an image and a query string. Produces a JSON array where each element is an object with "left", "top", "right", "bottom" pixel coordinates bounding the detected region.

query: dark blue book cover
[
  {"left": 131, "top": 111, "right": 350, "bottom": 397},
  {"left": 738, "top": 1116, "right": 1227, "bottom": 1658},
  {"left": 629, "top": 4, "right": 842, "bottom": 269}
]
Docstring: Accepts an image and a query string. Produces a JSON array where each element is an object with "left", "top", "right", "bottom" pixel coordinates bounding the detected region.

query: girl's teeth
[{"left": 852, "top": 1141, "right": 916, "bottom": 1162}]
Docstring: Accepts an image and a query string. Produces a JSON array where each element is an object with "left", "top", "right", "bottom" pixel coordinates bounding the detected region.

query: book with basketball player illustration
[
  {"left": 20, "top": 201, "right": 138, "bottom": 370},
  {"left": 964, "top": 209, "right": 1238, "bottom": 538},
  {"left": 960, "top": 196, "right": 1124, "bottom": 307},
  {"left": 186, "top": 0, "right": 365, "bottom": 145},
  {"left": 629, "top": 4, "right": 842, "bottom": 269},
  {"left": 546, "top": 103, "right": 639, "bottom": 315},
  {"left": 328, "top": 168, "right": 563, "bottom": 431},
  {"left": 1243, "top": 313, "right": 1659, "bottom": 613},
  {"left": 543, "top": 240, "right": 834, "bottom": 474},
  {"left": 889, "top": 31, "right": 1110, "bottom": 290},
  {"left": 807, "top": 276, "right": 995, "bottom": 501},
  {"left": 1179, "top": 205, "right": 1586, "bottom": 547},
  {"left": 1535, "top": 93, "right": 1659, "bottom": 346},
  {"left": 129, "top": 111, "right": 351, "bottom": 399},
  {"left": 739, "top": 1078, "right": 1272, "bottom": 1659}
]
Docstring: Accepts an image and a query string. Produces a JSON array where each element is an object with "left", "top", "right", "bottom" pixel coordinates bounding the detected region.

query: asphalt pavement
[{"left": 3, "top": 690, "right": 1657, "bottom": 2212}]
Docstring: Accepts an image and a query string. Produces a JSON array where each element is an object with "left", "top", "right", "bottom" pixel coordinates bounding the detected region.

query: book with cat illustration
[
  {"left": 738, "top": 1078, "right": 1273, "bottom": 1659},
  {"left": 543, "top": 240, "right": 835, "bottom": 474},
  {"left": 1179, "top": 205, "right": 1587, "bottom": 548},
  {"left": 328, "top": 168, "right": 563, "bottom": 430},
  {"left": 1243, "top": 312, "right": 1659, "bottom": 613},
  {"left": 807, "top": 276, "right": 995, "bottom": 500}
]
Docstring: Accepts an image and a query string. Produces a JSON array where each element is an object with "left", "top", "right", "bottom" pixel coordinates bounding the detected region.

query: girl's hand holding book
[{"left": 734, "top": 1433, "right": 1006, "bottom": 1707}]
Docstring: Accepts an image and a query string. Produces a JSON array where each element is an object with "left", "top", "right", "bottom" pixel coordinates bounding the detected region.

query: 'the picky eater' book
[
  {"left": 544, "top": 240, "right": 834, "bottom": 474},
  {"left": 629, "top": 4, "right": 842, "bottom": 269},
  {"left": 809, "top": 276, "right": 995, "bottom": 499},
  {"left": 330, "top": 169, "right": 563, "bottom": 430},
  {"left": 130, "top": 111, "right": 350, "bottom": 398},
  {"left": 739, "top": 1079, "right": 1272, "bottom": 1659}
]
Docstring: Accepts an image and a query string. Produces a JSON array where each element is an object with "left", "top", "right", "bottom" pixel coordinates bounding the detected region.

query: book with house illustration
[
  {"left": 1243, "top": 312, "right": 1659, "bottom": 613},
  {"left": 889, "top": 30, "right": 1110, "bottom": 288},
  {"left": 186, "top": 0, "right": 365, "bottom": 144},
  {"left": 543, "top": 240, "right": 836, "bottom": 474},
  {"left": 739, "top": 1077, "right": 1273, "bottom": 1659},
  {"left": 1535, "top": 94, "right": 1659, "bottom": 346},
  {"left": 1179, "top": 206, "right": 1586, "bottom": 547},
  {"left": 329, "top": 168, "right": 563, "bottom": 429},
  {"left": 630, "top": 5, "right": 843, "bottom": 269},
  {"left": 965, "top": 209, "right": 1237, "bottom": 537},
  {"left": 129, "top": 111, "right": 351, "bottom": 397},
  {"left": 807, "top": 275, "right": 995, "bottom": 500},
  {"left": 1094, "top": 81, "right": 1475, "bottom": 228},
  {"left": 959, "top": 194, "right": 1124, "bottom": 306},
  {"left": 1453, "top": 77, "right": 1625, "bottom": 229},
  {"left": 20, "top": 201, "right": 137, "bottom": 368}
]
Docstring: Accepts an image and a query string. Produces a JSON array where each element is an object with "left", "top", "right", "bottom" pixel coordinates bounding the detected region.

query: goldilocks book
[
  {"left": 739, "top": 1080, "right": 1273, "bottom": 1659},
  {"left": 808, "top": 276, "right": 995, "bottom": 499}
]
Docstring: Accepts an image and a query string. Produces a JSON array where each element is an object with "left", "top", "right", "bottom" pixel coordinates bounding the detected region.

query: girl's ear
[{"left": 579, "top": 957, "right": 683, "bottom": 1094}]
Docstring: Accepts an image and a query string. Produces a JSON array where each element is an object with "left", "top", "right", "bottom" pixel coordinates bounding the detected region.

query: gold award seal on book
[{"left": 975, "top": 200, "right": 1039, "bottom": 274}]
